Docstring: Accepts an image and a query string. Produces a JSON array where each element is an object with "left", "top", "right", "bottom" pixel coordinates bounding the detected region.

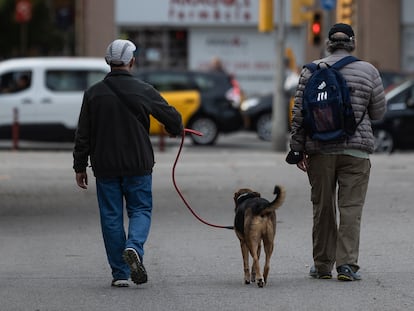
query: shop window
[{"left": 124, "top": 29, "right": 188, "bottom": 69}]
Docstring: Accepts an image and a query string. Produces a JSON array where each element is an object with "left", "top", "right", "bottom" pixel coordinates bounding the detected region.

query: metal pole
[
  {"left": 75, "top": 0, "right": 85, "bottom": 56},
  {"left": 20, "top": 23, "right": 27, "bottom": 56},
  {"left": 271, "top": 0, "right": 287, "bottom": 151},
  {"left": 12, "top": 108, "right": 19, "bottom": 151}
]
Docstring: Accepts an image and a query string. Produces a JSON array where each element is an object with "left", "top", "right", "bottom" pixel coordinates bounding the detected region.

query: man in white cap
[
  {"left": 73, "top": 39, "right": 183, "bottom": 287},
  {"left": 286, "top": 24, "right": 386, "bottom": 281}
]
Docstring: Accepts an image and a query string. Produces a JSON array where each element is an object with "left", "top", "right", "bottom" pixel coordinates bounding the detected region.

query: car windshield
[
  {"left": 380, "top": 71, "right": 409, "bottom": 91},
  {"left": 193, "top": 74, "right": 220, "bottom": 91},
  {"left": 141, "top": 72, "right": 195, "bottom": 92},
  {"left": 385, "top": 79, "right": 413, "bottom": 105}
]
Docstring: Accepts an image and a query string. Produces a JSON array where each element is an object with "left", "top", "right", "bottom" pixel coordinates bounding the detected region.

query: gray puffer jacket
[{"left": 289, "top": 50, "right": 386, "bottom": 154}]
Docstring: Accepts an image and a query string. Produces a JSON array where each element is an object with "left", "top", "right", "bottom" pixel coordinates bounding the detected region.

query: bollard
[
  {"left": 159, "top": 132, "right": 165, "bottom": 152},
  {"left": 12, "top": 107, "right": 19, "bottom": 151}
]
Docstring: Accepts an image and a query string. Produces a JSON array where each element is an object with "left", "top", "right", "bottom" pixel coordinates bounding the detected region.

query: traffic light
[
  {"left": 258, "top": 0, "right": 273, "bottom": 32},
  {"left": 291, "top": 0, "right": 314, "bottom": 26},
  {"left": 336, "top": 0, "right": 354, "bottom": 25},
  {"left": 310, "top": 11, "right": 322, "bottom": 45}
]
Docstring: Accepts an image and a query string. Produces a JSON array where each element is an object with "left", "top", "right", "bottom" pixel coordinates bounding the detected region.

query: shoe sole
[
  {"left": 337, "top": 265, "right": 361, "bottom": 281},
  {"left": 309, "top": 266, "right": 332, "bottom": 279},
  {"left": 310, "top": 274, "right": 332, "bottom": 279},
  {"left": 123, "top": 249, "right": 148, "bottom": 285},
  {"left": 111, "top": 280, "right": 130, "bottom": 287},
  {"left": 337, "top": 274, "right": 360, "bottom": 281}
]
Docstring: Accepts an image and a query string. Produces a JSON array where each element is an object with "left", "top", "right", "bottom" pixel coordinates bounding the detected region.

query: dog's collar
[{"left": 236, "top": 192, "right": 259, "bottom": 204}]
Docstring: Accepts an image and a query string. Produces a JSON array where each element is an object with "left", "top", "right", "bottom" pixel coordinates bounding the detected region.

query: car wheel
[
  {"left": 189, "top": 116, "right": 219, "bottom": 145},
  {"left": 374, "top": 129, "right": 394, "bottom": 153},
  {"left": 256, "top": 113, "right": 272, "bottom": 141}
]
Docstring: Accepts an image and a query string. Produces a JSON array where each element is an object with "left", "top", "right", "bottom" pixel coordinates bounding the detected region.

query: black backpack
[{"left": 302, "top": 56, "right": 364, "bottom": 141}]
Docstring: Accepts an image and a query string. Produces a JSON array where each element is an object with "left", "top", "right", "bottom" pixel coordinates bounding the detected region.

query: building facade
[{"left": 79, "top": 0, "right": 412, "bottom": 95}]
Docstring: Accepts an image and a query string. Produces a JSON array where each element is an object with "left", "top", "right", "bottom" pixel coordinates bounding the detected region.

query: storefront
[
  {"left": 113, "top": 0, "right": 410, "bottom": 95},
  {"left": 115, "top": 0, "right": 305, "bottom": 96}
]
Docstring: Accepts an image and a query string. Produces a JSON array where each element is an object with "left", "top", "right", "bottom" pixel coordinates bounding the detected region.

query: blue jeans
[{"left": 96, "top": 175, "right": 152, "bottom": 280}]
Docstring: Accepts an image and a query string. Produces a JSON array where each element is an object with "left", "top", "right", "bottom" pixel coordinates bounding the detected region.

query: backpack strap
[
  {"left": 332, "top": 56, "right": 365, "bottom": 130},
  {"left": 303, "top": 62, "right": 318, "bottom": 73},
  {"left": 331, "top": 55, "right": 359, "bottom": 70},
  {"left": 304, "top": 56, "right": 359, "bottom": 73}
]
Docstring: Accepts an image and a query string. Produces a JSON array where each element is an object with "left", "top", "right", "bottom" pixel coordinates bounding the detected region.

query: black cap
[{"left": 328, "top": 23, "right": 355, "bottom": 40}]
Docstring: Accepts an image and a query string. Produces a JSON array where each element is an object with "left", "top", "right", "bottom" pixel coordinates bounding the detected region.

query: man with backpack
[{"left": 286, "top": 23, "right": 386, "bottom": 281}]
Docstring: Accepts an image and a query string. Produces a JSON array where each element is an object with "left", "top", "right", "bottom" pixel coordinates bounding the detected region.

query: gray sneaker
[
  {"left": 123, "top": 248, "right": 148, "bottom": 285},
  {"left": 337, "top": 265, "right": 361, "bottom": 281},
  {"left": 111, "top": 279, "right": 129, "bottom": 287},
  {"left": 309, "top": 265, "right": 332, "bottom": 279}
]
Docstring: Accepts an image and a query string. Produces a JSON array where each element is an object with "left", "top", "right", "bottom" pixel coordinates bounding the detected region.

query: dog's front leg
[
  {"left": 250, "top": 243, "right": 261, "bottom": 283},
  {"left": 251, "top": 254, "right": 263, "bottom": 287},
  {"left": 248, "top": 243, "right": 263, "bottom": 287},
  {"left": 250, "top": 263, "right": 256, "bottom": 283},
  {"left": 239, "top": 240, "right": 251, "bottom": 284},
  {"left": 263, "top": 242, "right": 274, "bottom": 285}
]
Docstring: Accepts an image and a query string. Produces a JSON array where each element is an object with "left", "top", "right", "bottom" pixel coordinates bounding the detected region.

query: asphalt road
[{"left": 0, "top": 132, "right": 413, "bottom": 311}]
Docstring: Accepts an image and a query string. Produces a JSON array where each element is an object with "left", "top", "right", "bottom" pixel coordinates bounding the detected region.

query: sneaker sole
[
  {"left": 310, "top": 270, "right": 332, "bottom": 279},
  {"left": 123, "top": 249, "right": 148, "bottom": 285},
  {"left": 337, "top": 274, "right": 360, "bottom": 281},
  {"left": 111, "top": 280, "right": 130, "bottom": 287},
  {"left": 310, "top": 274, "right": 332, "bottom": 279}
]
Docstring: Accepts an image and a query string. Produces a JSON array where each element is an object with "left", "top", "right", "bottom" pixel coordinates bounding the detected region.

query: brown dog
[{"left": 233, "top": 185, "right": 285, "bottom": 287}]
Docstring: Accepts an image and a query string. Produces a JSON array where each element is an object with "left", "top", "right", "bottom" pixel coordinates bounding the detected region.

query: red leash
[{"left": 172, "top": 128, "right": 234, "bottom": 230}]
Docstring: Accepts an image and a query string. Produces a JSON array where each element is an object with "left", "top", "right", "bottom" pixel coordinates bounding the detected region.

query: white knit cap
[{"left": 105, "top": 39, "right": 136, "bottom": 65}]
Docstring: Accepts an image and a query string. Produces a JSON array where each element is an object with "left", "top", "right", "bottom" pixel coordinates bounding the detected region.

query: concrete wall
[
  {"left": 356, "top": 0, "right": 401, "bottom": 71},
  {"left": 79, "top": 0, "right": 403, "bottom": 72},
  {"left": 76, "top": 0, "right": 116, "bottom": 57}
]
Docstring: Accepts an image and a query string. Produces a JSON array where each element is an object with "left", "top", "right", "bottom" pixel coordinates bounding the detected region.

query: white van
[{"left": 0, "top": 57, "right": 109, "bottom": 142}]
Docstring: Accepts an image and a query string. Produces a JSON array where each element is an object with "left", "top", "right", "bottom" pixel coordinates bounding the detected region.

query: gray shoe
[
  {"left": 123, "top": 248, "right": 148, "bottom": 285},
  {"left": 337, "top": 265, "right": 361, "bottom": 281},
  {"left": 309, "top": 265, "right": 332, "bottom": 279},
  {"left": 111, "top": 279, "right": 129, "bottom": 287}
]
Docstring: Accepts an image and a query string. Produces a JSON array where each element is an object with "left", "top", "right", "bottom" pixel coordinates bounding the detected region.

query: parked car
[
  {"left": 0, "top": 58, "right": 242, "bottom": 146},
  {"left": 0, "top": 57, "right": 109, "bottom": 142},
  {"left": 240, "top": 93, "right": 273, "bottom": 141},
  {"left": 240, "top": 93, "right": 294, "bottom": 141},
  {"left": 134, "top": 69, "right": 244, "bottom": 145},
  {"left": 373, "top": 78, "right": 414, "bottom": 153},
  {"left": 380, "top": 70, "right": 410, "bottom": 91}
]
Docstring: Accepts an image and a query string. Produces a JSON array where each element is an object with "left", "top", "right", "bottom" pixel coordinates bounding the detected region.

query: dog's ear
[
  {"left": 234, "top": 189, "right": 261, "bottom": 207},
  {"left": 234, "top": 191, "right": 240, "bottom": 203},
  {"left": 234, "top": 189, "right": 246, "bottom": 200},
  {"left": 234, "top": 191, "right": 245, "bottom": 206},
  {"left": 251, "top": 191, "right": 261, "bottom": 198}
]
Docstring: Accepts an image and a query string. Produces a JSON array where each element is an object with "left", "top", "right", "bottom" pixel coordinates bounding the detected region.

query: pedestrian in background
[
  {"left": 286, "top": 23, "right": 386, "bottom": 281},
  {"left": 73, "top": 39, "right": 183, "bottom": 287},
  {"left": 208, "top": 56, "right": 227, "bottom": 74}
]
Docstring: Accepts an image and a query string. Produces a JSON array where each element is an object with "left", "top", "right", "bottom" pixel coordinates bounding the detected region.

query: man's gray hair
[{"left": 326, "top": 36, "right": 355, "bottom": 53}]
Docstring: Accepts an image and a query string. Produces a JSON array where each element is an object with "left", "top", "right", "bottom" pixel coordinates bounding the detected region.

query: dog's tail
[{"left": 260, "top": 185, "right": 286, "bottom": 215}]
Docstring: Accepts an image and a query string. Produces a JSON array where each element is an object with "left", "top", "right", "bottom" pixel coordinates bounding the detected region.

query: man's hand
[
  {"left": 296, "top": 155, "right": 308, "bottom": 172},
  {"left": 76, "top": 172, "right": 88, "bottom": 189}
]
